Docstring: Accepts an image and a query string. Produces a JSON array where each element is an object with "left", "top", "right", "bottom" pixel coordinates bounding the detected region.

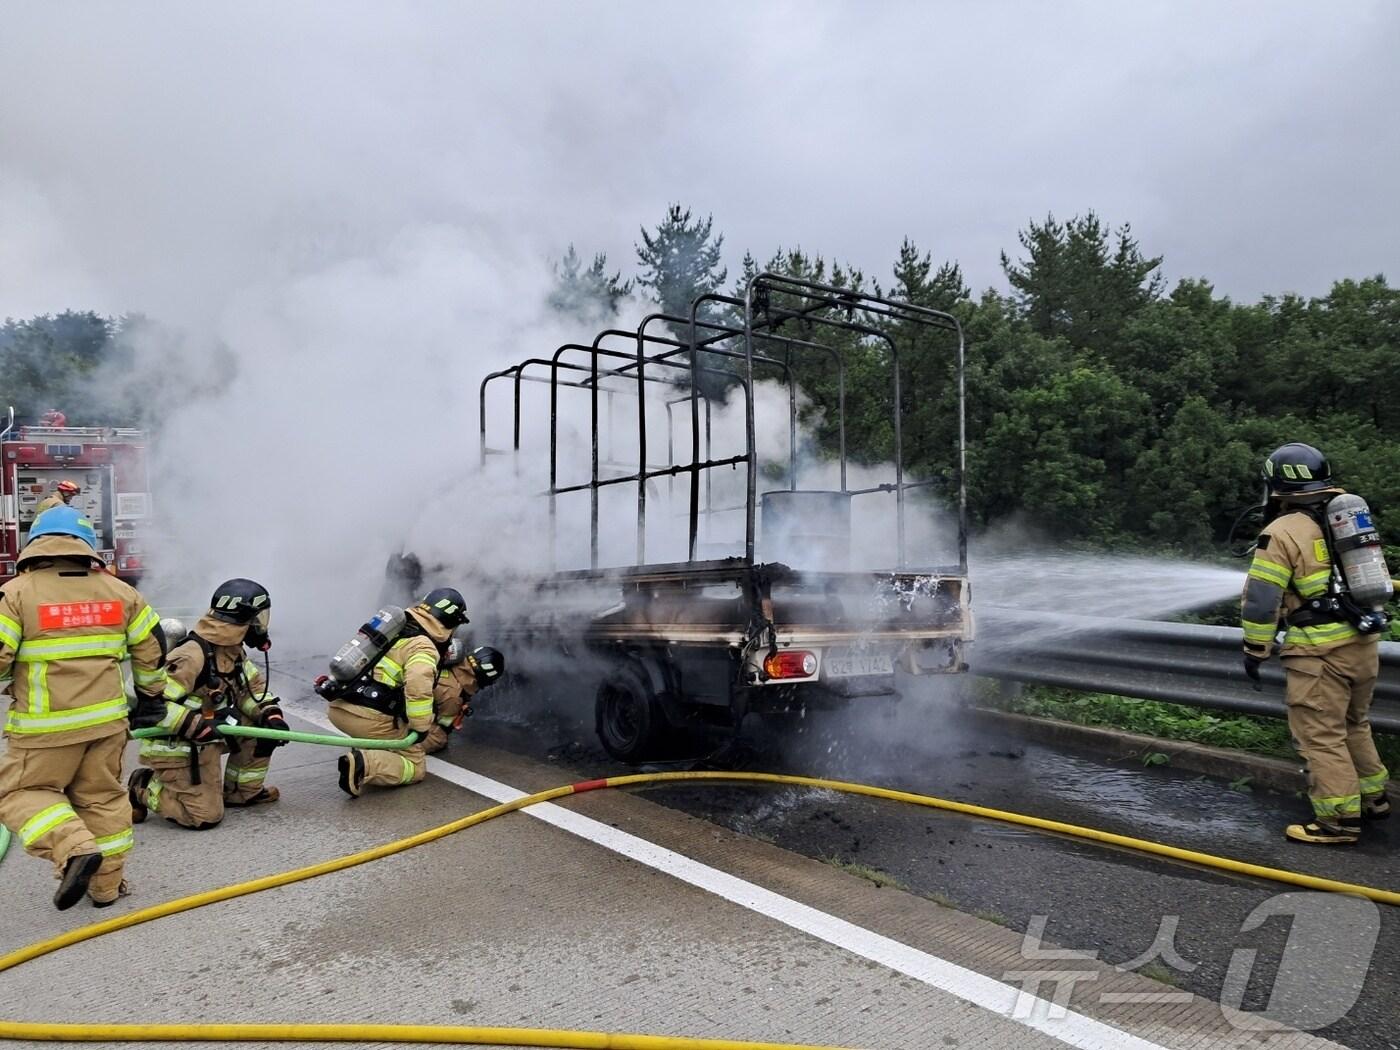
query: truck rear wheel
[{"left": 595, "top": 662, "right": 670, "bottom": 763}]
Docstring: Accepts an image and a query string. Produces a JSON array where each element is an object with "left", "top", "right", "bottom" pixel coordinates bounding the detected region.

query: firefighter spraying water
[{"left": 1240, "top": 442, "right": 1396, "bottom": 845}]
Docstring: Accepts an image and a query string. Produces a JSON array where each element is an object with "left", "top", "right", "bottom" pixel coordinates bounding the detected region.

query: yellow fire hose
[{"left": 0, "top": 770, "right": 1396, "bottom": 1048}]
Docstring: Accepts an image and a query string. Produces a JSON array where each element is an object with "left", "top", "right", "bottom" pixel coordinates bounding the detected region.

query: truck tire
[{"left": 595, "top": 662, "right": 671, "bottom": 763}]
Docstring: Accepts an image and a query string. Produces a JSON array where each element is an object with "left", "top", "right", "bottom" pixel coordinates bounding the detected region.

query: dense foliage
[{"left": 555, "top": 206, "right": 1400, "bottom": 551}]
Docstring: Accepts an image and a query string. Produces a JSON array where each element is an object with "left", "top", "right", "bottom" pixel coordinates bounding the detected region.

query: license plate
[{"left": 823, "top": 645, "right": 895, "bottom": 678}]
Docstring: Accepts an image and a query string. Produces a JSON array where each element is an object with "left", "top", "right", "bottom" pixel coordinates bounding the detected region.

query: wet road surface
[
  {"left": 274, "top": 655, "right": 1397, "bottom": 1049},
  {"left": 452, "top": 689, "right": 1400, "bottom": 1050}
]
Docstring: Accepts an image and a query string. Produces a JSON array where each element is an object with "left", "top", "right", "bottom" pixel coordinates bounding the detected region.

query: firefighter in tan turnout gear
[
  {"left": 128, "top": 579, "right": 286, "bottom": 830},
  {"left": 34, "top": 479, "right": 80, "bottom": 518},
  {"left": 0, "top": 508, "right": 212, "bottom": 909},
  {"left": 1241, "top": 443, "right": 1393, "bottom": 845},
  {"left": 319, "top": 587, "right": 469, "bottom": 795}
]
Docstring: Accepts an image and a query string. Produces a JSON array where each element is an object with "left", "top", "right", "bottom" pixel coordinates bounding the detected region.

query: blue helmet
[{"left": 26, "top": 506, "right": 98, "bottom": 551}]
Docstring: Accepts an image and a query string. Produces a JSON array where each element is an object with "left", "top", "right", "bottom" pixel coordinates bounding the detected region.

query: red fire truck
[{"left": 0, "top": 409, "right": 153, "bottom": 585}]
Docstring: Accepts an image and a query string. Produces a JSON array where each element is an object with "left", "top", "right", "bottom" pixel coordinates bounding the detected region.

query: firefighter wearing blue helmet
[{"left": 0, "top": 507, "right": 213, "bottom": 909}]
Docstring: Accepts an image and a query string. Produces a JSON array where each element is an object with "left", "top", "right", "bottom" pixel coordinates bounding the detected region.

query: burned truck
[{"left": 477, "top": 273, "right": 971, "bottom": 761}]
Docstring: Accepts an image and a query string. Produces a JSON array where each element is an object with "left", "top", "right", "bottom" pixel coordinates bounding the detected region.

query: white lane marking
[{"left": 291, "top": 708, "right": 1173, "bottom": 1050}]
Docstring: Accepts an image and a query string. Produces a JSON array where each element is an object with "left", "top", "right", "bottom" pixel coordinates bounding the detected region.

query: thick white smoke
[{"left": 3, "top": 3, "right": 1387, "bottom": 654}]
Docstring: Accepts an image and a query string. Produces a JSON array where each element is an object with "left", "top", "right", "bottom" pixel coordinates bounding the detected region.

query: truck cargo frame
[{"left": 479, "top": 274, "right": 970, "bottom": 760}]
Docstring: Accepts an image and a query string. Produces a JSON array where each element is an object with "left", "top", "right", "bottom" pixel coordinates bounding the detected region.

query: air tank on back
[
  {"left": 158, "top": 617, "right": 188, "bottom": 650},
  {"left": 329, "top": 605, "right": 406, "bottom": 683},
  {"left": 1325, "top": 494, "right": 1393, "bottom": 609}
]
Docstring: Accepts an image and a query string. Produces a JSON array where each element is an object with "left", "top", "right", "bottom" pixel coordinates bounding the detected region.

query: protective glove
[
  {"left": 176, "top": 710, "right": 220, "bottom": 745},
  {"left": 128, "top": 692, "right": 169, "bottom": 730},
  {"left": 314, "top": 675, "right": 342, "bottom": 700},
  {"left": 1243, "top": 654, "right": 1263, "bottom": 691},
  {"left": 259, "top": 706, "right": 289, "bottom": 732},
  {"left": 208, "top": 704, "right": 239, "bottom": 726}
]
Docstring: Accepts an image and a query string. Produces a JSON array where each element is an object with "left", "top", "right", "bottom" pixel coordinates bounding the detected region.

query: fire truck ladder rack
[{"left": 479, "top": 273, "right": 967, "bottom": 576}]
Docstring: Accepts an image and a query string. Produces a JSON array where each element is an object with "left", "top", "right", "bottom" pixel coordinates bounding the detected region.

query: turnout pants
[
  {"left": 0, "top": 731, "right": 132, "bottom": 903},
  {"left": 327, "top": 702, "right": 426, "bottom": 789},
  {"left": 142, "top": 746, "right": 225, "bottom": 829},
  {"left": 1284, "top": 640, "right": 1390, "bottom": 821},
  {"left": 223, "top": 735, "right": 272, "bottom": 803}
]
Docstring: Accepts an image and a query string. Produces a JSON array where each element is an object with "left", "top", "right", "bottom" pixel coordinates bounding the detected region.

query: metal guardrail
[{"left": 971, "top": 608, "right": 1400, "bottom": 734}]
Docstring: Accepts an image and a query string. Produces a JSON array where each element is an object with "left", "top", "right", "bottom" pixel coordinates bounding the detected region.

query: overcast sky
[{"left": 2, "top": 1, "right": 1397, "bottom": 326}]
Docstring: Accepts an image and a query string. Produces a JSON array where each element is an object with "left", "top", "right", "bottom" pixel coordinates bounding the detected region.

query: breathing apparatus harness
[
  {"left": 166, "top": 630, "right": 278, "bottom": 784},
  {"left": 316, "top": 614, "right": 448, "bottom": 722}
]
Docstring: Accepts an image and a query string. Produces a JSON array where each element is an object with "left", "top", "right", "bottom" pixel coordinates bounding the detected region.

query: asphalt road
[{"left": 432, "top": 682, "right": 1400, "bottom": 1050}]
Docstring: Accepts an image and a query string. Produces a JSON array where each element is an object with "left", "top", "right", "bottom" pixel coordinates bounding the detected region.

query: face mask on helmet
[
  {"left": 444, "top": 624, "right": 473, "bottom": 667},
  {"left": 243, "top": 608, "right": 272, "bottom": 652}
]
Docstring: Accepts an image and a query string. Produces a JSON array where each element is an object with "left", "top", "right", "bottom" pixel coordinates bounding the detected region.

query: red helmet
[{"left": 57, "top": 480, "right": 80, "bottom": 495}]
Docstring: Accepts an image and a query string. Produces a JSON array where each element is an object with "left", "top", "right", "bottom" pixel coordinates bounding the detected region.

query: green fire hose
[
  {"left": 129, "top": 724, "right": 422, "bottom": 749},
  {"left": 0, "top": 724, "right": 419, "bottom": 866}
]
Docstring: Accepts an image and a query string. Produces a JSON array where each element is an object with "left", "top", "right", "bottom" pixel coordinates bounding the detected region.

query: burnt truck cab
[{"left": 479, "top": 273, "right": 971, "bottom": 762}]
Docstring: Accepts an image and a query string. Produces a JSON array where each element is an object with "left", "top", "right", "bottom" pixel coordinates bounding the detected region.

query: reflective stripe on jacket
[{"left": 1239, "top": 504, "right": 1374, "bottom": 658}]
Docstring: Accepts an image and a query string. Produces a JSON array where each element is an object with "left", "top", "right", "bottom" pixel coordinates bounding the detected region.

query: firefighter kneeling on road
[
  {"left": 0, "top": 507, "right": 211, "bottom": 909},
  {"left": 318, "top": 587, "right": 469, "bottom": 796},
  {"left": 425, "top": 628, "right": 506, "bottom": 754},
  {"left": 1242, "top": 443, "right": 1394, "bottom": 845},
  {"left": 128, "top": 579, "right": 285, "bottom": 829}
]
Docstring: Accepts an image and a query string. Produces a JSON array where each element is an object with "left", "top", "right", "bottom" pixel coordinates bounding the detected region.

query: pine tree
[
  {"left": 547, "top": 244, "right": 631, "bottom": 323},
  {"left": 635, "top": 205, "right": 728, "bottom": 324},
  {"left": 1001, "top": 212, "right": 1163, "bottom": 352}
]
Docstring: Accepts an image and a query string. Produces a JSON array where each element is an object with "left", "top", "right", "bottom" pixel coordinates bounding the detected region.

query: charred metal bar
[
  {"left": 688, "top": 308, "right": 701, "bottom": 561},
  {"left": 552, "top": 454, "right": 749, "bottom": 495},
  {"left": 786, "top": 344, "right": 797, "bottom": 490},
  {"left": 635, "top": 328, "right": 647, "bottom": 564},
  {"left": 590, "top": 339, "right": 599, "bottom": 569},
  {"left": 740, "top": 288, "right": 758, "bottom": 562},
  {"left": 847, "top": 478, "right": 947, "bottom": 497},
  {"left": 956, "top": 327, "right": 968, "bottom": 575}
]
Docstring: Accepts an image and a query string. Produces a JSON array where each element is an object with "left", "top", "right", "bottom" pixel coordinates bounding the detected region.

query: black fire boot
[
  {"left": 54, "top": 852, "right": 103, "bottom": 911},
  {"left": 1362, "top": 794, "right": 1390, "bottom": 821},
  {"left": 127, "top": 768, "right": 154, "bottom": 824},
  {"left": 337, "top": 749, "right": 366, "bottom": 798}
]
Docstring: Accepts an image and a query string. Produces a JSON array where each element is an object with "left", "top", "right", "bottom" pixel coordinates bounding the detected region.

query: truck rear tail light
[
  {"left": 118, "top": 556, "right": 143, "bottom": 571},
  {"left": 764, "top": 650, "right": 818, "bottom": 679}
]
